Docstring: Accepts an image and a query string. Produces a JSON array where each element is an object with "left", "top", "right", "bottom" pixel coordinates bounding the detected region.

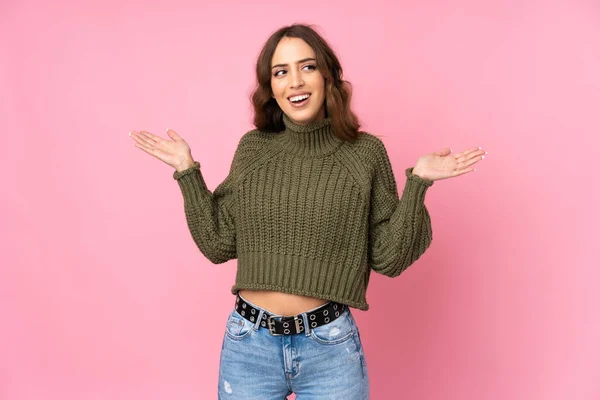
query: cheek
[
  {"left": 271, "top": 80, "right": 284, "bottom": 98},
  {"left": 316, "top": 84, "right": 326, "bottom": 101},
  {"left": 314, "top": 77, "right": 326, "bottom": 97}
]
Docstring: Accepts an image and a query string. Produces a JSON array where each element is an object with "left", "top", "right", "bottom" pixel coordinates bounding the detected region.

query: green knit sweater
[{"left": 173, "top": 114, "right": 434, "bottom": 310}]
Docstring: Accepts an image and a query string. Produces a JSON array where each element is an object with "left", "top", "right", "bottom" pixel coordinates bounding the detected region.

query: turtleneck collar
[{"left": 273, "top": 113, "right": 345, "bottom": 157}]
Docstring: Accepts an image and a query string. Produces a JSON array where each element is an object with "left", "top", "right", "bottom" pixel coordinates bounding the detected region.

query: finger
[
  {"left": 464, "top": 148, "right": 486, "bottom": 162},
  {"left": 166, "top": 128, "right": 181, "bottom": 141},
  {"left": 129, "top": 130, "right": 142, "bottom": 140},
  {"left": 434, "top": 148, "right": 452, "bottom": 157},
  {"left": 455, "top": 151, "right": 485, "bottom": 172},
  {"left": 458, "top": 168, "right": 476, "bottom": 177},
  {"left": 454, "top": 146, "right": 480, "bottom": 158},
  {"left": 451, "top": 166, "right": 476, "bottom": 177},
  {"left": 455, "top": 147, "right": 486, "bottom": 162},
  {"left": 139, "top": 130, "right": 162, "bottom": 143},
  {"left": 132, "top": 132, "right": 156, "bottom": 148},
  {"left": 133, "top": 141, "right": 154, "bottom": 156},
  {"left": 460, "top": 156, "right": 481, "bottom": 169},
  {"left": 133, "top": 141, "right": 166, "bottom": 159}
]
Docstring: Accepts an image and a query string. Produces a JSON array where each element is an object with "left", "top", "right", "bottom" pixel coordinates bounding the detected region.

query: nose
[{"left": 289, "top": 69, "right": 304, "bottom": 89}]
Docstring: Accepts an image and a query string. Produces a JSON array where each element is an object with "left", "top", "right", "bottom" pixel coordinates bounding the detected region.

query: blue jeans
[{"left": 218, "top": 294, "right": 370, "bottom": 399}]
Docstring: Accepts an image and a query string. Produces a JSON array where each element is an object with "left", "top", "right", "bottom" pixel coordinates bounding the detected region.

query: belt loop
[
  {"left": 302, "top": 312, "right": 310, "bottom": 336},
  {"left": 254, "top": 309, "right": 264, "bottom": 331}
]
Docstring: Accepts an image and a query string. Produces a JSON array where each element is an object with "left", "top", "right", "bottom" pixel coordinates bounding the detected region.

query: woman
[{"left": 130, "top": 24, "right": 486, "bottom": 400}]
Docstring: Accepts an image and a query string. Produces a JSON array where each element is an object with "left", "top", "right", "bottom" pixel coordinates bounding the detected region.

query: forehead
[{"left": 271, "top": 37, "right": 316, "bottom": 65}]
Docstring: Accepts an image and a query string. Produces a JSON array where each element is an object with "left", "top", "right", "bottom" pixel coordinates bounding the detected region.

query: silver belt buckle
[
  {"left": 267, "top": 315, "right": 282, "bottom": 336},
  {"left": 294, "top": 315, "right": 303, "bottom": 333}
]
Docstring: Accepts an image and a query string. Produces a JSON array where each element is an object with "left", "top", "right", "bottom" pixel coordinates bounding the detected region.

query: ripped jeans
[{"left": 217, "top": 294, "right": 370, "bottom": 399}]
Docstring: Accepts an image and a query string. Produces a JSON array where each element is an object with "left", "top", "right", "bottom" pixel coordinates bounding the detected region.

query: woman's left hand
[{"left": 412, "top": 146, "right": 487, "bottom": 181}]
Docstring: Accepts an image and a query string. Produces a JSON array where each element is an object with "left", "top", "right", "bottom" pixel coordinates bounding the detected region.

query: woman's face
[{"left": 270, "top": 37, "right": 326, "bottom": 126}]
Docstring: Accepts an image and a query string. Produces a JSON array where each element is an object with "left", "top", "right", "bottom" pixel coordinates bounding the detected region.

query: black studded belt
[{"left": 234, "top": 293, "right": 347, "bottom": 336}]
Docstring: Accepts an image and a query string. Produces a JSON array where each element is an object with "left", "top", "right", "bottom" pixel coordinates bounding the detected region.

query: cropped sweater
[{"left": 172, "top": 114, "right": 434, "bottom": 310}]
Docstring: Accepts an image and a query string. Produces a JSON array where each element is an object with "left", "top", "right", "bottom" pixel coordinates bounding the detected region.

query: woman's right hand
[{"left": 129, "top": 128, "right": 195, "bottom": 172}]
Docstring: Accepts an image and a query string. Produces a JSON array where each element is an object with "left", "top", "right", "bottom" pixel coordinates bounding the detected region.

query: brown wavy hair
[{"left": 250, "top": 24, "right": 361, "bottom": 142}]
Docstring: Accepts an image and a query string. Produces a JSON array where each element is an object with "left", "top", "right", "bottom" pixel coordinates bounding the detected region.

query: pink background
[{"left": 1, "top": 0, "right": 598, "bottom": 399}]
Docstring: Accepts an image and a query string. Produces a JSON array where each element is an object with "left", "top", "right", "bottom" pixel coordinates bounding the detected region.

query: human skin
[{"left": 129, "top": 36, "right": 487, "bottom": 316}]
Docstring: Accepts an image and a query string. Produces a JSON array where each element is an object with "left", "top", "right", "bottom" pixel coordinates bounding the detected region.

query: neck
[{"left": 274, "top": 113, "right": 344, "bottom": 157}]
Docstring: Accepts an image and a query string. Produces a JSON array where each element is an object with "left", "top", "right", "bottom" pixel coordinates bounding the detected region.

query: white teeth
[{"left": 289, "top": 94, "right": 310, "bottom": 102}]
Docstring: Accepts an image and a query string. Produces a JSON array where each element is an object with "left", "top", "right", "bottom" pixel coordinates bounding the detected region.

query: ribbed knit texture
[{"left": 173, "top": 114, "right": 434, "bottom": 310}]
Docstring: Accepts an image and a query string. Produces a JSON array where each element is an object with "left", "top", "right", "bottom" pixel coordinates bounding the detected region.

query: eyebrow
[{"left": 271, "top": 57, "right": 316, "bottom": 70}]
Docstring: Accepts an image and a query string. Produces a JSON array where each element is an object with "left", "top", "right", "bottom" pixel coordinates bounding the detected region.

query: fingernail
[
  {"left": 128, "top": 131, "right": 131, "bottom": 136},
  {"left": 478, "top": 146, "right": 482, "bottom": 150}
]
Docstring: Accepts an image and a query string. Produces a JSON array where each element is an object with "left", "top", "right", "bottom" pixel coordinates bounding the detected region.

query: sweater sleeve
[
  {"left": 172, "top": 138, "right": 245, "bottom": 264},
  {"left": 368, "top": 138, "right": 434, "bottom": 277}
]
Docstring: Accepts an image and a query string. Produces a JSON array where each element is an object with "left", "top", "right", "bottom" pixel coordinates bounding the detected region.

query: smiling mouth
[{"left": 288, "top": 93, "right": 311, "bottom": 107}]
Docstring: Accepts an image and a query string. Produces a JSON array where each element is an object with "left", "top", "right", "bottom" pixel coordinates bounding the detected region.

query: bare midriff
[{"left": 238, "top": 289, "right": 329, "bottom": 316}]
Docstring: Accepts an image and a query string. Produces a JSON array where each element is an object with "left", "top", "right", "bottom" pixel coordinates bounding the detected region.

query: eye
[
  {"left": 273, "top": 69, "right": 286, "bottom": 77},
  {"left": 303, "top": 64, "right": 317, "bottom": 71}
]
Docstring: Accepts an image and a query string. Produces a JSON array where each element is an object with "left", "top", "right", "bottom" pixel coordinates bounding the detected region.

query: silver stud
[
  {"left": 242, "top": 303, "right": 246, "bottom": 309},
  {"left": 298, "top": 319, "right": 303, "bottom": 324},
  {"left": 298, "top": 326, "right": 303, "bottom": 332},
  {"left": 335, "top": 311, "right": 339, "bottom": 317},
  {"left": 310, "top": 314, "right": 316, "bottom": 320},
  {"left": 311, "top": 322, "right": 317, "bottom": 328},
  {"left": 262, "top": 314, "right": 267, "bottom": 320},
  {"left": 250, "top": 316, "right": 255, "bottom": 322},
  {"left": 323, "top": 310, "right": 328, "bottom": 316},
  {"left": 325, "top": 317, "right": 330, "bottom": 323},
  {"left": 241, "top": 310, "right": 245, "bottom": 316},
  {"left": 262, "top": 321, "right": 266, "bottom": 327},
  {"left": 284, "top": 329, "right": 290, "bottom": 334},
  {"left": 333, "top": 304, "right": 337, "bottom": 310},
  {"left": 251, "top": 309, "right": 256, "bottom": 314},
  {"left": 283, "top": 322, "right": 289, "bottom": 328}
]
